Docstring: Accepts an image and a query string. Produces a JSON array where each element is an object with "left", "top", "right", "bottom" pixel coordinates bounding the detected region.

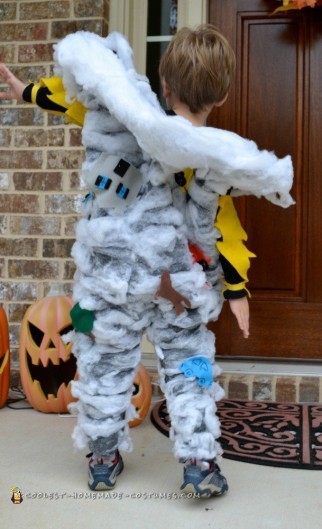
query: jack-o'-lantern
[
  {"left": 129, "top": 364, "right": 152, "bottom": 427},
  {"left": 19, "top": 295, "right": 77, "bottom": 413},
  {"left": 0, "top": 306, "right": 10, "bottom": 408}
]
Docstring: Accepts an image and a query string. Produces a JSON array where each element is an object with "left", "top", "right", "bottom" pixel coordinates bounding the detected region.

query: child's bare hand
[
  {"left": 0, "top": 63, "right": 26, "bottom": 101},
  {"left": 229, "top": 297, "right": 249, "bottom": 338}
]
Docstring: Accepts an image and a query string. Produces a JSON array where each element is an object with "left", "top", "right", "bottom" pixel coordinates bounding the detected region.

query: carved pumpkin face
[
  {"left": 129, "top": 364, "right": 152, "bottom": 428},
  {"left": 0, "top": 306, "right": 10, "bottom": 408},
  {"left": 19, "top": 296, "right": 77, "bottom": 413}
]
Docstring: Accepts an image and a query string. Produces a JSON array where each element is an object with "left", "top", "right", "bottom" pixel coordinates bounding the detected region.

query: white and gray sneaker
[
  {"left": 88, "top": 450, "right": 124, "bottom": 491},
  {"left": 180, "top": 459, "right": 228, "bottom": 498}
]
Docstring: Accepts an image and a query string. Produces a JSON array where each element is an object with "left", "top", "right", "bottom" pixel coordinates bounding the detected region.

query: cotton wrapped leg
[
  {"left": 148, "top": 281, "right": 224, "bottom": 462},
  {"left": 69, "top": 302, "right": 151, "bottom": 455}
]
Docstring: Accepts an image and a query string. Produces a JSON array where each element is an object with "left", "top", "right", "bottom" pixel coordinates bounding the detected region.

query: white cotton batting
[{"left": 51, "top": 30, "right": 294, "bottom": 461}]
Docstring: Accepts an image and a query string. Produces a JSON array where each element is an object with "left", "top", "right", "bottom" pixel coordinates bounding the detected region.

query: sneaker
[
  {"left": 88, "top": 450, "right": 124, "bottom": 491},
  {"left": 180, "top": 460, "right": 228, "bottom": 498}
]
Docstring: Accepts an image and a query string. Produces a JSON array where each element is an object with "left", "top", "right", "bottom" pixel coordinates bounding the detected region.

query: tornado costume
[{"left": 25, "top": 31, "right": 294, "bottom": 463}]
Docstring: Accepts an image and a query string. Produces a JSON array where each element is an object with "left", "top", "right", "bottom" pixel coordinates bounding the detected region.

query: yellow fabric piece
[
  {"left": 223, "top": 281, "right": 251, "bottom": 298},
  {"left": 177, "top": 168, "right": 255, "bottom": 294},
  {"left": 31, "top": 77, "right": 86, "bottom": 127},
  {"left": 178, "top": 167, "right": 194, "bottom": 192},
  {"left": 38, "top": 77, "right": 65, "bottom": 95},
  {"left": 272, "top": 4, "right": 299, "bottom": 11},
  {"left": 31, "top": 84, "right": 39, "bottom": 105},
  {"left": 214, "top": 195, "right": 256, "bottom": 283},
  {"left": 64, "top": 100, "right": 87, "bottom": 128}
]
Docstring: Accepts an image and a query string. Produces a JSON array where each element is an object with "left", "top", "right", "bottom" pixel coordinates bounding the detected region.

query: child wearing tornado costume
[{"left": 0, "top": 25, "right": 293, "bottom": 497}]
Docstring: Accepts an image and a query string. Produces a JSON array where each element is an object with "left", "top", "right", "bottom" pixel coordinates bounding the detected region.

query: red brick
[
  {"left": 0, "top": 258, "right": 5, "bottom": 277},
  {"left": 276, "top": 377, "right": 297, "bottom": 402},
  {"left": 73, "top": 0, "right": 104, "bottom": 17},
  {"left": 8, "top": 364, "right": 21, "bottom": 385},
  {"left": 13, "top": 171, "right": 63, "bottom": 191},
  {"left": 69, "top": 171, "right": 85, "bottom": 190},
  {"left": 47, "top": 115, "right": 66, "bottom": 127},
  {"left": 10, "top": 216, "right": 61, "bottom": 236},
  {"left": 51, "top": 19, "right": 103, "bottom": 39},
  {"left": 0, "top": 44, "right": 15, "bottom": 63},
  {"left": 0, "top": 107, "right": 44, "bottom": 126},
  {"left": 0, "top": 215, "right": 8, "bottom": 234},
  {"left": 19, "top": 1, "right": 70, "bottom": 20},
  {"left": 64, "top": 215, "right": 78, "bottom": 236},
  {"left": 0, "top": 281, "right": 37, "bottom": 301},
  {"left": 8, "top": 327, "right": 20, "bottom": 359},
  {"left": 14, "top": 128, "right": 65, "bottom": 148},
  {"left": 0, "top": 0, "right": 109, "bottom": 324},
  {"left": 9, "top": 259, "right": 59, "bottom": 279},
  {"left": 45, "top": 194, "right": 81, "bottom": 214},
  {"left": 0, "top": 173, "right": 9, "bottom": 190},
  {"left": 228, "top": 376, "right": 250, "bottom": 400},
  {"left": 9, "top": 303, "right": 32, "bottom": 323},
  {"left": 69, "top": 128, "right": 82, "bottom": 147},
  {"left": 253, "top": 377, "right": 273, "bottom": 401},
  {"left": 0, "top": 194, "right": 40, "bottom": 214},
  {"left": 10, "top": 66, "right": 48, "bottom": 84},
  {"left": 18, "top": 43, "right": 54, "bottom": 63},
  {"left": 0, "top": 23, "right": 48, "bottom": 42},
  {"left": 63, "top": 260, "right": 76, "bottom": 280},
  {"left": 42, "top": 238, "right": 74, "bottom": 258},
  {"left": 0, "top": 129, "right": 12, "bottom": 147},
  {"left": 0, "top": 237, "right": 38, "bottom": 257},
  {"left": 0, "top": 150, "right": 43, "bottom": 169},
  {"left": 299, "top": 377, "right": 320, "bottom": 403},
  {"left": 47, "top": 149, "right": 85, "bottom": 170},
  {"left": 0, "top": 3, "right": 17, "bottom": 20}
]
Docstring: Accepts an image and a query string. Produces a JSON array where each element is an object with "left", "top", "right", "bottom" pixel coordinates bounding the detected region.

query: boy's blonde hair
[{"left": 159, "top": 24, "right": 236, "bottom": 114}]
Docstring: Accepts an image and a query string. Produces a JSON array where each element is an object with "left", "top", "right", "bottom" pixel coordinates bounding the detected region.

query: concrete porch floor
[{"left": 1, "top": 397, "right": 322, "bottom": 529}]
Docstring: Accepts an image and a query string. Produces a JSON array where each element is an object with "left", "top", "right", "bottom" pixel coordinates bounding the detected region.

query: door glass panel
[
  {"left": 146, "top": 0, "right": 177, "bottom": 102},
  {"left": 147, "top": 0, "right": 177, "bottom": 36}
]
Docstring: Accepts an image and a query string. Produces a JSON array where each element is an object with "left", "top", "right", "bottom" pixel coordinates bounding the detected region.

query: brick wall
[
  {"left": 0, "top": 0, "right": 110, "bottom": 370},
  {"left": 219, "top": 373, "right": 322, "bottom": 404},
  {"left": 150, "top": 371, "right": 322, "bottom": 403}
]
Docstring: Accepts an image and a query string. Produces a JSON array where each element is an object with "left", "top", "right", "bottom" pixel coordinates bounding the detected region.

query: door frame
[{"left": 109, "top": 0, "right": 207, "bottom": 73}]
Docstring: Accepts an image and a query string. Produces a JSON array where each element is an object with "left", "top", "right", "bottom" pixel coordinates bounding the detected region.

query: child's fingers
[
  {"left": 0, "top": 63, "right": 11, "bottom": 82},
  {"left": 0, "top": 65, "right": 13, "bottom": 98},
  {"left": 237, "top": 314, "right": 249, "bottom": 338},
  {"left": 0, "top": 65, "right": 26, "bottom": 101},
  {"left": 229, "top": 297, "right": 250, "bottom": 338},
  {"left": 0, "top": 90, "right": 14, "bottom": 100}
]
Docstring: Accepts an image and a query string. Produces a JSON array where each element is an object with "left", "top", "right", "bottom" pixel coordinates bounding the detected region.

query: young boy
[
  {"left": 0, "top": 25, "right": 292, "bottom": 498},
  {"left": 159, "top": 25, "right": 251, "bottom": 336}
]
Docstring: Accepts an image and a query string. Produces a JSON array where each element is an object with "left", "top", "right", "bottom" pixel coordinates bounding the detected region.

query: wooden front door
[{"left": 208, "top": 0, "right": 322, "bottom": 359}]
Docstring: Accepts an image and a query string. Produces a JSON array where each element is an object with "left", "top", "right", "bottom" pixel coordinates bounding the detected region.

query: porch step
[{"left": 148, "top": 359, "right": 322, "bottom": 404}]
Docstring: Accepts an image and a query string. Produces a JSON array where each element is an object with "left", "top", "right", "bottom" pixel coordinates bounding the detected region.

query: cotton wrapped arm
[{"left": 54, "top": 31, "right": 294, "bottom": 208}]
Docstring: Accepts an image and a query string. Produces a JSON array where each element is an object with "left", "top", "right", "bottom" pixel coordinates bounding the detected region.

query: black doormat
[{"left": 150, "top": 399, "right": 322, "bottom": 470}]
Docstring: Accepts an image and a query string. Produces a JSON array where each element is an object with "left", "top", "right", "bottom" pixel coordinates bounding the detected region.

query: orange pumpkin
[
  {"left": 129, "top": 363, "right": 152, "bottom": 427},
  {"left": 0, "top": 306, "right": 10, "bottom": 408},
  {"left": 19, "top": 295, "right": 77, "bottom": 413}
]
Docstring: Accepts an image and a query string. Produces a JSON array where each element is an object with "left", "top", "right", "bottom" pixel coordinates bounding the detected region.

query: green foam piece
[{"left": 70, "top": 302, "right": 94, "bottom": 333}]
